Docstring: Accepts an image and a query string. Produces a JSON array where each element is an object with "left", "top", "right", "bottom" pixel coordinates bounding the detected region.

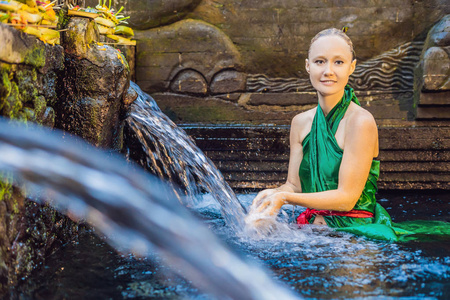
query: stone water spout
[
  {"left": 56, "top": 16, "right": 131, "bottom": 149},
  {"left": 0, "top": 119, "right": 300, "bottom": 300}
]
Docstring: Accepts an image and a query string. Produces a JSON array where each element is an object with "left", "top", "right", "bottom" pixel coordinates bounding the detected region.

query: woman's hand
[
  {"left": 245, "top": 190, "right": 287, "bottom": 236},
  {"left": 251, "top": 189, "right": 277, "bottom": 208},
  {"left": 250, "top": 189, "right": 287, "bottom": 216}
]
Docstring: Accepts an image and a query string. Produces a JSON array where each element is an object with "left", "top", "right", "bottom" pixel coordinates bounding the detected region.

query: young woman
[
  {"left": 250, "top": 28, "right": 386, "bottom": 230},
  {"left": 249, "top": 28, "right": 449, "bottom": 241}
]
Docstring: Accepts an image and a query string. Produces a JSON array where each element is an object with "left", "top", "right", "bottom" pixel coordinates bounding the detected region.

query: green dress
[{"left": 298, "top": 86, "right": 450, "bottom": 242}]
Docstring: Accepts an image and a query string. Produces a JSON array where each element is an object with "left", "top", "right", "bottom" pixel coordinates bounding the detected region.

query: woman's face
[{"left": 305, "top": 35, "right": 356, "bottom": 99}]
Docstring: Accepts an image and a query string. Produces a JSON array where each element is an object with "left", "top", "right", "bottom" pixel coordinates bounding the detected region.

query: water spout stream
[
  {"left": 0, "top": 119, "right": 299, "bottom": 300},
  {"left": 124, "top": 82, "right": 246, "bottom": 231}
]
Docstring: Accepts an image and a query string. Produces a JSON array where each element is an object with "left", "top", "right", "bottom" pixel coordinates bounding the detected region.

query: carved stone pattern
[
  {"left": 246, "top": 41, "right": 424, "bottom": 93},
  {"left": 349, "top": 41, "right": 424, "bottom": 91},
  {"left": 246, "top": 75, "right": 314, "bottom": 93}
]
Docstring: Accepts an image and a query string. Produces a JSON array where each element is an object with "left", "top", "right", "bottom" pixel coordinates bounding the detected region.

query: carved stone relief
[{"left": 414, "top": 15, "right": 450, "bottom": 119}]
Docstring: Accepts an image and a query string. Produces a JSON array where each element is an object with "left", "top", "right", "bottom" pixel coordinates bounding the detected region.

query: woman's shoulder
[
  {"left": 346, "top": 102, "right": 378, "bottom": 132},
  {"left": 292, "top": 107, "right": 316, "bottom": 128},
  {"left": 291, "top": 107, "right": 317, "bottom": 143},
  {"left": 344, "top": 102, "right": 379, "bottom": 156}
]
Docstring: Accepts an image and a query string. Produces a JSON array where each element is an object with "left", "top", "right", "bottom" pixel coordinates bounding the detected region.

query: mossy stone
[
  {"left": 33, "top": 96, "right": 47, "bottom": 120},
  {"left": 57, "top": 9, "right": 70, "bottom": 29},
  {"left": 0, "top": 176, "right": 13, "bottom": 201},
  {"left": 15, "top": 68, "right": 38, "bottom": 104},
  {"left": 2, "top": 82, "right": 23, "bottom": 120},
  {"left": 23, "top": 108, "right": 36, "bottom": 122},
  {"left": 0, "top": 68, "right": 12, "bottom": 111},
  {"left": 23, "top": 46, "right": 45, "bottom": 68},
  {"left": 62, "top": 18, "right": 99, "bottom": 58}
]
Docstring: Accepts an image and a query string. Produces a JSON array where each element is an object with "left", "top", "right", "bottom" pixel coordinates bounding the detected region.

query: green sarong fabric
[{"left": 298, "top": 86, "right": 449, "bottom": 242}]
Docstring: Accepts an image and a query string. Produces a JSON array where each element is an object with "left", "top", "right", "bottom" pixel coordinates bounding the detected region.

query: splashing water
[
  {"left": 197, "top": 194, "right": 450, "bottom": 299},
  {"left": 124, "top": 82, "right": 246, "bottom": 232},
  {"left": 0, "top": 118, "right": 299, "bottom": 300}
]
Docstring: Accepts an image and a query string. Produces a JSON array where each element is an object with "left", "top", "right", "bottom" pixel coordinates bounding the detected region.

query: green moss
[
  {"left": 23, "top": 108, "right": 36, "bottom": 121},
  {"left": 33, "top": 96, "right": 47, "bottom": 120},
  {"left": 0, "top": 65, "right": 42, "bottom": 123},
  {"left": 0, "top": 173, "right": 18, "bottom": 220},
  {"left": 90, "top": 103, "right": 98, "bottom": 127},
  {"left": 65, "top": 27, "right": 88, "bottom": 53},
  {"left": 11, "top": 195, "right": 19, "bottom": 215},
  {"left": 10, "top": 68, "right": 49, "bottom": 123},
  {"left": 89, "top": 104, "right": 103, "bottom": 144},
  {"left": 24, "top": 46, "right": 45, "bottom": 68},
  {"left": 0, "top": 68, "right": 12, "bottom": 111},
  {"left": 0, "top": 175, "right": 13, "bottom": 201},
  {"left": 3, "top": 82, "right": 24, "bottom": 120},
  {"left": 85, "top": 20, "right": 99, "bottom": 45},
  {"left": 57, "top": 9, "right": 70, "bottom": 30},
  {"left": 15, "top": 69, "right": 38, "bottom": 104},
  {"left": 0, "top": 68, "right": 11, "bottom": 95}
]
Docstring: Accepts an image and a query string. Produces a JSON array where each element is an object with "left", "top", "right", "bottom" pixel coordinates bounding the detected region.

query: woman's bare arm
[
  {"left": 256, "top": 108, "right": 378, "bottom": 213},
  {"left": 277, "top": 113, "right": 306, "bottom": 193},
  {"left": 251, "top": 112, "right": 311, "bottom": 206}
]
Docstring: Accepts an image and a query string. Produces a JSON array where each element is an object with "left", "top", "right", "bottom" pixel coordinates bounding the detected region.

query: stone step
[
  {"left": 213, "top": 160, "right": 449, "bottom": 173},
  {"left": 190, "top": 126, "right": 450, "bottom": 150},
  {"left": 203, "top": 150, "right": 450, "bottom": 162},
  {"left": 183, "top": 125, "right": 450, "bottom": 190}
]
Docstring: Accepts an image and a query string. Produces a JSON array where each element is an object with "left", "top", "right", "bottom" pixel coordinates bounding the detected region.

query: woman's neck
[{"left": 318, "top": 90, "right": 345, "bottom": 116}]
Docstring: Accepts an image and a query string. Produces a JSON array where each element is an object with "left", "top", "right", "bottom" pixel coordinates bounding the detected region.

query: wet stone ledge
[{"left": 0, "top": 14, "right": 138, "bottom": 293}]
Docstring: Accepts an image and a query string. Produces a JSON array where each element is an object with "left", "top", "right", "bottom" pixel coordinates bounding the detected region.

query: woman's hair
[{"left": 309, "top": 28, "right": 356, "bottom": 60}]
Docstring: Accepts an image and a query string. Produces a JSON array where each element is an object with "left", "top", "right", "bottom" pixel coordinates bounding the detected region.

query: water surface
[{"left": 14, "top": 191, "right": 450, "bottom": 299}]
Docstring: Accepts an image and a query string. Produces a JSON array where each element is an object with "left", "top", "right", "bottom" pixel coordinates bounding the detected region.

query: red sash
[{"left": 297, "top": 208, "right": 373, "bottom": 226}]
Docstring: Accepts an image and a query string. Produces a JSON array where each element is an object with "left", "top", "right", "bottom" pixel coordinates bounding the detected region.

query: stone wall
[
  {"left": 0, "top": 16, "right": 135, "bottom": 293},
  {"left": 116, "top": 0, "right": 449, "bottom": 124},
  {"left": 0, "top": 24, "right": 63, "bottom": 126},
  {"left": 113, "top": 0, "right": 450, "bottom": 190},
  {"left": 190, "top": 0, "right": 449, "bottom": 78},
  {"left": 89, "top": 0, "right": 450, "bottom": 79},
  {"left": 0, "top": 23, "right": 77, "bottom": 294}
]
